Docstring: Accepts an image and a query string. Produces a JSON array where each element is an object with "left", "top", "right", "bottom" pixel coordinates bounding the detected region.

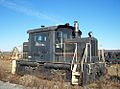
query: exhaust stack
[{"left": 74, "top": 21, "right": 81, "bottom": 38}]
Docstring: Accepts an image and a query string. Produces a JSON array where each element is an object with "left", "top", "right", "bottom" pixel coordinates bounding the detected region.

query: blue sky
[{"left": 0, "top": 0, "right": 120, "bottom": 51}]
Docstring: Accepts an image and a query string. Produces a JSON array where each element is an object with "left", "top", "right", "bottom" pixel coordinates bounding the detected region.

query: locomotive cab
[{"left": 26, "top": 25, "right": 74, "bottom": 62}]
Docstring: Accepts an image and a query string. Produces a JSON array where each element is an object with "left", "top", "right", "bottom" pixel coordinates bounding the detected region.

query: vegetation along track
[{"left": 0, "top": 59, "right": 120, "bottom": 89}]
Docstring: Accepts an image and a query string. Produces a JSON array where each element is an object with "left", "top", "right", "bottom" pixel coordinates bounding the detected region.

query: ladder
[
  {"left": 71, "top": 43, "right": 80, "bottom": 85},
  {"left": 71, "top": 43, "right": 91, "bottom": 85}
]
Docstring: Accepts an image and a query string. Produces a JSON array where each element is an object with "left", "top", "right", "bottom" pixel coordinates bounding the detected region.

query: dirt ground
[{"left": 0, "top": 59, "right": 120, "bottom": 89}]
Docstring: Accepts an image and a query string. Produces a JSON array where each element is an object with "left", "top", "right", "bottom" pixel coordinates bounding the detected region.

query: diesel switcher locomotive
[{"left": 12, "top": 21, "right": 106, "bottom": 85}]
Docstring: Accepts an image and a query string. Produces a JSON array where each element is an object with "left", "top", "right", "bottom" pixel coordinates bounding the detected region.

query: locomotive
[{"left": 12, "top": 21, "right": 106, "bottom": 85}]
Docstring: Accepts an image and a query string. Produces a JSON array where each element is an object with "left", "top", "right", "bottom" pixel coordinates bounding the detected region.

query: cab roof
[{"left": 27, "top": 25, "right": 74, "bottom": 34}]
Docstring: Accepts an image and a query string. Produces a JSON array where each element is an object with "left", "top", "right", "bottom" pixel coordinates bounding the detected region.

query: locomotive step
[{"left": 72, "top": 72, "right": 80, "bottom": 76}]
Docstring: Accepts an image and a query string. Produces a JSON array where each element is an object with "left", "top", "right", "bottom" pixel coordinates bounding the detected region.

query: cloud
[{"left": 0, "top": 0, "right": 59, "bottom": 23}]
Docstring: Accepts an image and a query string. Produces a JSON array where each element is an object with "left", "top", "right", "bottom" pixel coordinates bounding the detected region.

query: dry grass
[
  {"left": 0, "top": 59, "right": 120, "bottom": 89},
  {"left": 0, "top": 65, "right": 82, "bottom": 89}
]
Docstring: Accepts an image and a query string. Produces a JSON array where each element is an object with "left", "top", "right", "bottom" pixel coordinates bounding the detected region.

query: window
[
  {"left": 57, "top": 31, "right": 63, "bottom": 43},
  {"left": 38, "top": 35, "right": 42, "bottom": 41},
  {"left": 34, "top": 33, "right": 47, "bottom": 46},
  {"left": 56, "top": 31, "right": 63, "bottom": 48},
  {"left": 64, "top": 33, "right": 68, "bottom": 39},
  {"left": 34, "top": 34, "right": 47, "bottom": 43},
  {"left": 44, "top": 36, "right": 47, "bottom": 41}
]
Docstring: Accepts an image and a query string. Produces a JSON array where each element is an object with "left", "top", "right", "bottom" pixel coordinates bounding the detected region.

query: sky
[{"left": 0, "top": 0, "right": 120, "bottom": 51}]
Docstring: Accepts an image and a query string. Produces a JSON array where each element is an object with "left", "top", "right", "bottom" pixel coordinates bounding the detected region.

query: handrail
[
  {"left": 81, "top": 43, "right": 91, "bottom": 72},
  {"left": 71, "top": 43, "right": 77, "bottom": 70},
  {"left": 98, "top": 49, "right": 106, "bottom": 67},
  {"left": 81, "top": 44, "right": 87, "bottom": 72},
  {"left": 55, "top": 43, "right": 65, "bottom": 61},
  {"left": 101, "top": 49, "right": 106, "bottom": 67}
]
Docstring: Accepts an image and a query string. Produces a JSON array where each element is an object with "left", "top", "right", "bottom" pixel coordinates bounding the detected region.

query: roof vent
[{"left": 41, "top": 25, "right": 45, "bottom": 28}]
